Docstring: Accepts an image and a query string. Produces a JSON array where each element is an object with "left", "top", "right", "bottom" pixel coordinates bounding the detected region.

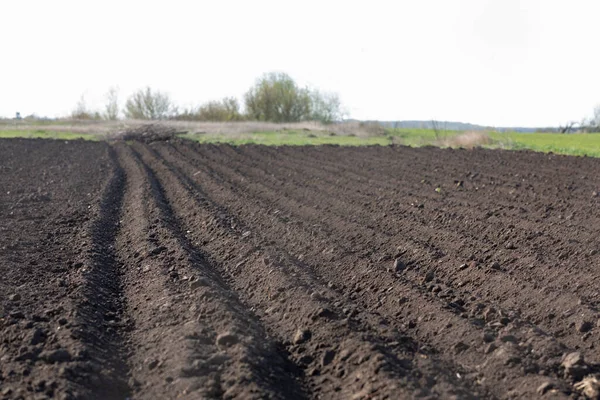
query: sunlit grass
[
  {"left": 184, "top": 128, "right": 600, "bottom": 156},
  {"left": 0, "top": 130, "right": 98, "bottom": 140},
  {"left": 488, "top": 131, "right": 600, "bottom": 157},
  {"left": 4, "top": 123, "right": 600, "bottom": 159}
]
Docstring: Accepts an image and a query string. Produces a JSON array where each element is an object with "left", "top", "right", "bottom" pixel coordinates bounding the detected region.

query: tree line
[{"left": 72, "top": 72, "right": 345, "bottom": 124}]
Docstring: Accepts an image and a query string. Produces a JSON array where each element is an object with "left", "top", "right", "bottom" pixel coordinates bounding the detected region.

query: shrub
[
  {"left": 244, "top": 72, "right": 311, "bottom": 123},
  {"left": 71, "top": 94, "right": 100, "bottom": 120},
  {"left": 174, "top": 97, "right": 243, "bottom": 121},
  {"left": 244, "top": 72, "right": 344, "bottom": 123},
  {"left": 124, "top": 87, "right": 175, "bottom": 120}
]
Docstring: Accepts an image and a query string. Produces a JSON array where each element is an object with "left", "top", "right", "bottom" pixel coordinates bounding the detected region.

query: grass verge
[
  {"left": 3, "top": 123, "right": 600, "bottom": 159},
  {"left": 0, "top": 130, "right": 98, "bottom": 140},
  {"left": 489, "top": 131, "right": 600, "bottom": 157}
]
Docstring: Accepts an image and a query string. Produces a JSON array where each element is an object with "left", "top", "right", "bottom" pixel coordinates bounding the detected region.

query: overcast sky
[{"left": 2, "top": 0, "right": 599, "bottom": 127}]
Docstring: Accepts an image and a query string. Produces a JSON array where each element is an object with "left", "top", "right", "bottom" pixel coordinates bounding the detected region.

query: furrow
[
  {"left": 113, "top": 143, "right": 306, "bottom": 400},
  {"left": 69, "top": 145, "right": 131, "bottom": 399},
  {"left": 207, "top": 144, "right": 600, "bottom": 358},
  {"left": 166, "top": 142, "right": 582, "bottom": 398},
  {"left": 143, "top": 142, "right": 491, "bottom": 399}
]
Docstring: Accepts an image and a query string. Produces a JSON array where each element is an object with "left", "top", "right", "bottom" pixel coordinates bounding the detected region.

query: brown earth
[{"left": 2, "top": 138, "right": 600, "bottom": 399}]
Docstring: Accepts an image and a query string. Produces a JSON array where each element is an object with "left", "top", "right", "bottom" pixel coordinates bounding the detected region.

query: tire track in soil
[
  {"left": 165, "top": 142, "right": 588, "bottom": 398},
  {"left": 0, "top": 140, "right": 128, "bottom": 400},
  {"left": 113, "top": 143, "right": 307, "bottom": 399},
  {"left": 69, "top": 146, "right": 131, "bottom": 399},
  {"left": 140, "top": 142, "right": 487, "bottom": 399}
]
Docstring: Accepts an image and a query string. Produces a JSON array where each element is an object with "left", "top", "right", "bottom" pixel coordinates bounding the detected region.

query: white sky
[{"left": 1, "top": 0, "right": 599, "bottom": 127}]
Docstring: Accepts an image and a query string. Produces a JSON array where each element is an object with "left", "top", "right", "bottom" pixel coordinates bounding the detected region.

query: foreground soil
[{"left": 2, "top": 139, "right": 600, "bottom": 399}]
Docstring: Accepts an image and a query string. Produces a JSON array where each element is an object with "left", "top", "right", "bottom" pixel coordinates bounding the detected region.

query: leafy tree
[
  {"left": 199, "top": 97, "right": 241, "bottom": 121},
  {"left": 124, "top": 87, "right": 175, "bottom": 120},
  {"left": 244, "top": 72, "right": 312, "bottom": 122},
  {"left": 244, "top": 72, "right": 344, "bottom": 123},
  {"left": 173, "top": 97, "right": 243, "bottom": 121}
]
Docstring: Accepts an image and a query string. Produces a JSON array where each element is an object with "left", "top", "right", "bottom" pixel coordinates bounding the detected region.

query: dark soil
[
  {"left": 2, "top": 138, "right": 600, "bottom": 399},
  {"left": 116, "top": 124, "right": 183, "bottom": 143}
]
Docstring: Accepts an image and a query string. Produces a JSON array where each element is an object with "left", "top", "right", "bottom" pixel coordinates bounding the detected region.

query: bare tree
[
  {"left": 71, "top": 94, "right": 97, "bottom": 120},
  {"left": 310, "top": 90, "right": 344, "bottom": 124},
  {"left": 431, "top": 120, "right": 441, "bottom": 140},
  {"left": 580, "top": 105, "right": 600, "bottom": 132},
  {"left": 592, "top": 105, "right": 600, "bottom": 129},
  {"left": 104, "top": 86, "right": 120, "bottom": 120},
  {"left": 124, "top": 87, "right": 175, "bottom": 120},
  {"left": 559, "top": 121, "right": 577, "bottom": 134}
]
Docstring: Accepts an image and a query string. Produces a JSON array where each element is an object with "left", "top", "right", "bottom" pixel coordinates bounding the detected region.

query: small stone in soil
[
  {"left": 321, "top": 350, "right": 335, "bottom": 367},
  {"left": 30, "top": 328, "right": 46, "bottom": 345},
  {"left": 393, "top": 258, "right": 405, "bottom": 273},
  {"left": 422, "top": 271, "right": 435, "bottom": 283},
  {"left": 9, "top": 311, "right": 25, "bottom": 319},
  {"left": 216, "top": 332, "right": 239, "bottom": 348},
  {"left": 482, "top": 332, "right": 495, "bottom": 343},
  {"left": 189, "top": 278, "right": 207, "bottom": 290},
  {"left": 484, "top": 343, "right": 497, "bottom": 354},
  {"left": 453, "top": 342, "right": 469, "bottom": 353},
  {"left": 147, "top": 359, "right": 159, "bottom": 370},
  {"left": 576, "top": 320, "right": 593, "bottom": 333},
  {"left": 536, "top": 381, "right": 554, "bottom": 395},
  {"left": 561, "top": 352, "right": 588, "bottom": 380},
  {"left": 44, "top": 349, "right": 72, "bottom": 363},
  {"left": 293, "top": 329, "right": 312, "bottom": 345},
  {"left": 499, "top": 335, "right": 518, "bottom": 343}
]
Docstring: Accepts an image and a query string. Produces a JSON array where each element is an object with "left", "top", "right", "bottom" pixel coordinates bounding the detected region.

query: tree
[
  {"left": 591, "top": 105, "right": 600, "bottom": 129},
  {"left": 173, "top": 97, "right": 243, "bottom": 121},
  {"left": 104, "top": 86, "right": 120, "bottom": 120},
  {"left": 559, "top": 121, "right": 577, "bottom": 134},
  {"left": 124, "top": 87, "right": 175, "bottom": 120},
  {"left": 579, "top": 105, "right": 600, "bottom": 132},
  {"left": 196, "top": 97, "right": 242, "bottom": 121},
  {"left": 244, "top": 72, "right": 312, "bottom": 122},
  {"left": 310, "top": 90, "right": 344, "bottom": 124},
  {"left": 71, "top": 94, "right": 98, "bottom": 120}
]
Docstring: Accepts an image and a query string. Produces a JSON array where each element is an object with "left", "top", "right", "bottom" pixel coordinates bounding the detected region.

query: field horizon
[{"left": 2, "top": 119, "right": 600, "bottom": 158}]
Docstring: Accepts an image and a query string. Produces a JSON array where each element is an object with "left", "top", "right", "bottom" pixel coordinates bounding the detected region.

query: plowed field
[{"left": 2, "top": 138, "right": 600, "bottom": 399}]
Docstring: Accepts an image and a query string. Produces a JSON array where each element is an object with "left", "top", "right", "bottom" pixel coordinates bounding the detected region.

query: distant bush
[
  {"left": 244, "top": 72, "right": 344, "bottom": 124},
  {"left": 244, "top": 72, "right": 311, "bottom": 123},
  {"left": 173, "top": 97, "right": 243, "bottom": 121},
  {"left": 69, "top": 73, "right": 344, "bottom": 123},
  {"left": 359, "top": 121, "right": 386, "bottom": 136},
  {"left": 124, "top": 87, "right": 175, "bottom": 120},
  {"left": 71, "top": 94, "right": 101, "bottom": 120}
]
